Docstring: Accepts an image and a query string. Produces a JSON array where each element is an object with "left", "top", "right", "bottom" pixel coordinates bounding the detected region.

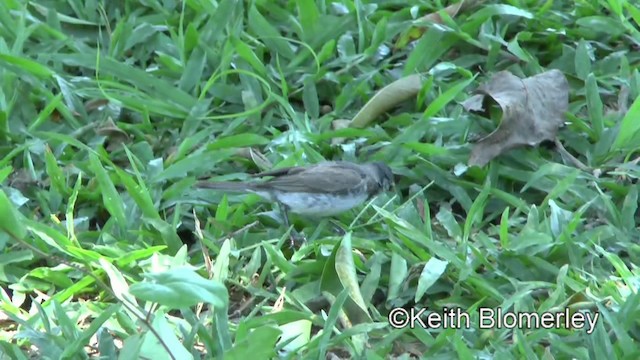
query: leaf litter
[{"left": 461, "top": 69, "right": 570, "bottom": 167}]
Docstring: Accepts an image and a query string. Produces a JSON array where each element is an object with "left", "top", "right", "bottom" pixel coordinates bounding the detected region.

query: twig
[{"left": 554, "top": 138, "right": 590, "bottom": 171}]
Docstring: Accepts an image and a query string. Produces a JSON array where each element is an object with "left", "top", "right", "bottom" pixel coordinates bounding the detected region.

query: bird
[{"left": 196, "top": 161, "right": 394, "bottom": 246}]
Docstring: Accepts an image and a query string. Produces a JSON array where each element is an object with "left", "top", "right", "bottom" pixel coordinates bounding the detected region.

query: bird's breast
[{"left": 275, "top": 191, "right": 370, "bottom": 217}]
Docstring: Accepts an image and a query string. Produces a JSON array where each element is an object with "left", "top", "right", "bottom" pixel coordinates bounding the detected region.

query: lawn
[{"left": 1, "top": 0, "right": 640, "bottom": 359}]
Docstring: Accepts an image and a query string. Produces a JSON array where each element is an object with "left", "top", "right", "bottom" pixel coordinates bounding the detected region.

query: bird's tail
[{"left": 195, "top": 181, "right": 257, "bottom": 192}]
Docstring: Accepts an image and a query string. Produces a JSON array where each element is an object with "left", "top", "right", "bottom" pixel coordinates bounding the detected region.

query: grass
[{"left": 1, "top": 0, "right": 639, "bottom": 359}]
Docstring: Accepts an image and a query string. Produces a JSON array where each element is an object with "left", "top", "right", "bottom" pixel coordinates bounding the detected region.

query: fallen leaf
[
  {"left": 96, "top": 117, "right": 130, "bottom": 151},
  {"left": 394, "top": 0, "right": 486, "bottom": 50},
  {"left": 85, "top": 98, "right": 110, "bottom": 112},
  {"left": 461, "top": 69, "right": 569, "bottom": 167},
  {"left": 350, "top": 74, "right": 423, "bottom": 128}
]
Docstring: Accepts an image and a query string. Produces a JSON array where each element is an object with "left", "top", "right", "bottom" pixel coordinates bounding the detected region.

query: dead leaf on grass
[
  {"left": 96, "top": 117, "right": 130, "bottom": 151},
  {"left": 461, "top": 69, "right": 570, "bottom": 167},
  {"left": 394, "top": 0, "right": 486, "bottom": 50},
  {"left": 329, "top": 75, "right": 423, "bottom": 146},
  {"left": 350, "top": 74, "right": 424, "bottom": 128}
]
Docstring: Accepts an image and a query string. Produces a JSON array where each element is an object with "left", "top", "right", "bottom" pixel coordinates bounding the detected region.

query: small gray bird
[{"left": 196, "top": 161, "right": 394, "bottom": 245}]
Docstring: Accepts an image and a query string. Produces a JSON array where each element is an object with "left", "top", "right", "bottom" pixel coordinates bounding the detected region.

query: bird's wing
[{"left": 260, "top": 162, "right": 364, "bottom": 194}]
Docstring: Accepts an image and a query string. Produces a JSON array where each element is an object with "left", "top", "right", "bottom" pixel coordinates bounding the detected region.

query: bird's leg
[{"left": 278, "top": 202, "right": 305, "bottom": 248}]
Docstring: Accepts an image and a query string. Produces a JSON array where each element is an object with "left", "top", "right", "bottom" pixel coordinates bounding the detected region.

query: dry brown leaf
[
  {"left": 272, "top": 286, "right": 286, "bottom": 313},
  {"left": 95, "top": 117, "right": 130, "bottom": 151},
  {"left": 416, "top": 0, "right": 484, "bottom": 25},
  {"left": 85, "top": 98, "right": 110, "bottom": 112},
  {"left": 461, "top": 69, "right": 569, "bottom": 167},
  {"left": 350, "top": 74, "right": 423, "bottom": 128},
  {"left": 394, "top": 0, "right": 486, "bottom": 50}
]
